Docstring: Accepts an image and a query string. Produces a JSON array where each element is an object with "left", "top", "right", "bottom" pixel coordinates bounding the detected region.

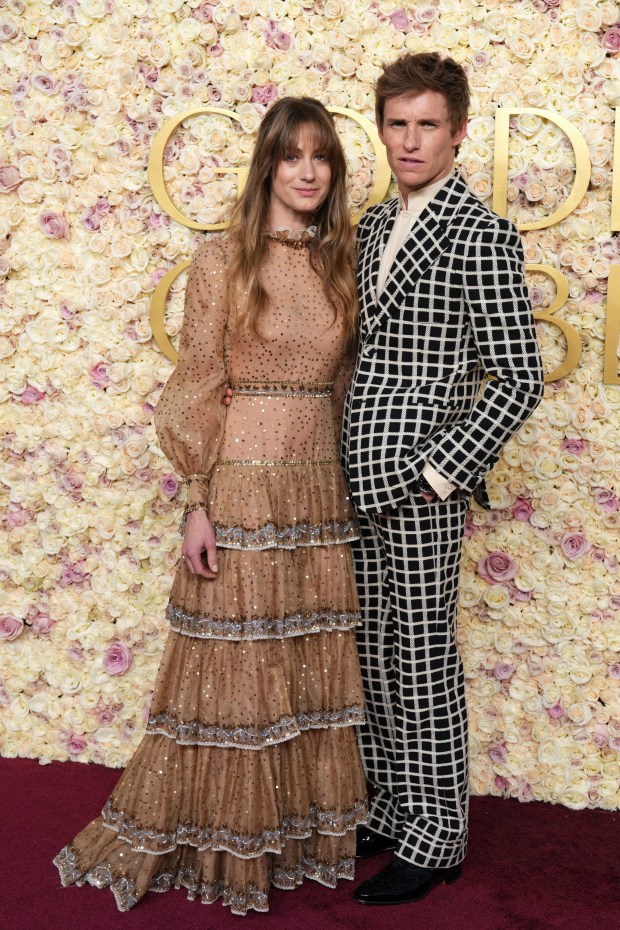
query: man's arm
[{"left": 425, "top": 217, "right": 544, "bottom": 493}]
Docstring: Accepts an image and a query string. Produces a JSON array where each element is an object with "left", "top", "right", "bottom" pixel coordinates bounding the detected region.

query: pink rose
[
  {"left": 161, "top": 474, "right": 180, "bottom": 498},
  {"left": 517, "top": 782, "right": 533, "bottom": 803},
  {"left": 7, "top": 504, "right": 29, "bottom": 527},
  {"left": 21, "top": 385, "right": 46, "bottom": 404},
  {"left": 390, "top": 9, "right": 411, "bottom": 31},
  {"left": 81, "top": 208, "right": 100, "bottom": 231},
  {"left": 32, "top": 612, "right": 55, "bottom": 634},
  {"left": 415, "top": 6, "right": 438, "bottom": 25},
  {"left": 0, "top": 165, "right": 21, "bottom": 192},
  {"left": 477, "top": 551, "right": 518, "bottom": 583},
  {"left": 61, "top": 473, "right": 84, "bottom": 492},
  {"left": 561, "top": 533, "right": 590, "bottom": 560},
  {"left": 49, "top": 144, "right": 70, "bottom": 163},
  {"left": 472, "top": 51, "right": 490, "bottom": 69},
  {"left": 493, "top": 663, "right": 514, "bottom": 681},
  {"left": 103, "top": 642, "right": 133, "bottom": 676},
  {"left": 609, "top": 737, "right": 620, "bottom": 753},
  {"left": 561, "top": 438, "right": 586, "bottom": 455},
  {"left": 489, "top": 744, "right": 508, "bottom": 763},
  {"left": 608, "top": 664, "right": 620, "bottom": 679},
  {"left": 594, "top": 488, "right": 618, "bottom": 512},
  {"left": 0, "top": 615, "right": 24, "bottom": 641},
  {"left": 32, "top": 72, "right": 57, "bottom": 94},
  {"left": 95, "top": 707, "right": 115, "bottom": 726},
  {"left": 592, "top": 725, "right": 608, "bottom": 748},
  {"left": 512, "top": 498, "right": 533, "bottom": 522},
  {"left": 60, "top": 562, "right": 87, "bottom": 586},
  {"left": 67, "top": 734, "right": 87, "bottom": 754},
  {"left": 495, "top": 775, "right": 509, "bottom": 792},
  {"left": 194, "top": 3, "right": 214, "bottom": 22},
  {"left": 275, "top": 31, "right": 291, "bottom": 50},
  {"left": 547, "top": 704, "right": 564, "bottom": 718},
  {"left": 0, "top": 21, "right": 19, "bottom": 41},
  {"left": 90, "top": 362, "right": 110, "bottom": 387},
  {"left": 150, "top": 268, "right": 167, "bottom": 287},
  {"left": 602, "top": 26, "right": 620, "bottom": 52},
  {"left": 252, "top": 84, "right": 278, "bottom": 105},
  {"left": 38, "top": 210, "right": 69, "bottom": 239}
]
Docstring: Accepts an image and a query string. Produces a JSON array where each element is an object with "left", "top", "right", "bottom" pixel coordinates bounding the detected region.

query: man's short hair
[{"left": 375, "top": 52, "right": 470, "bottom": 133}]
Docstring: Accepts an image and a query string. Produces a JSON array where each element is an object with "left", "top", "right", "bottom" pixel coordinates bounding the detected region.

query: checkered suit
[{"left": 342, "top": 173, "right": 543, "bottom": 869}]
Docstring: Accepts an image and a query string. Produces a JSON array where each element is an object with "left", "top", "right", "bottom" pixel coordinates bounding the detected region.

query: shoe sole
[{"left": 353, "top": 869, "right": 461, "bottom": 905}]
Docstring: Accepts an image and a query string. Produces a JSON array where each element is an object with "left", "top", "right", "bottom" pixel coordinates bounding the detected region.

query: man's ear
[{"left": 453, "top": 121, "right": 468, "bottom": 148}]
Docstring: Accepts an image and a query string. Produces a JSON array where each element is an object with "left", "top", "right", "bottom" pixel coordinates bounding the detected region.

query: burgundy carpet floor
[{"left": 1, "top": 756, "right": 618, "bottom": 930}]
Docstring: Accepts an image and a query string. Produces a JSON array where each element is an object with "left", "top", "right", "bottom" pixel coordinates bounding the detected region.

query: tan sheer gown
[{"left": 54, "top": 235, "right": 368, "bottom": 915}]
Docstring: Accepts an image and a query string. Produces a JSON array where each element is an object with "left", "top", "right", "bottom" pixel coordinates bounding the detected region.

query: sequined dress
[{"left": 53, "top": 235, "right": 367, "bottom": 915}]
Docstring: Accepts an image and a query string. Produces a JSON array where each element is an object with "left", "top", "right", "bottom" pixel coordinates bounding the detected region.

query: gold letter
[
  {"left": 526, "top": 264, "right": 582, "bottom": 382},
  {"left": 604, "top": 264, "right": 620, "bottom": 385},
  {"left": 147, "top": 107, "right": 248, "bottom": 231},
  {"left": 149, "top": 260, "right": 191, "bottom": 363},
  {"left": 494, "top": 109, "right": 591, "bottom": 231}
]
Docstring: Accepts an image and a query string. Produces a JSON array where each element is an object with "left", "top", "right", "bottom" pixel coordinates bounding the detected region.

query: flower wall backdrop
[{"left": 1, "top": 0, "right": 619, "bottom": 810}]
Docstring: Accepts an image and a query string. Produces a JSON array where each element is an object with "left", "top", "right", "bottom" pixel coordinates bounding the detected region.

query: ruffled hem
[
  {"left": 207, "top": 461, "right": 358, "bottom": 552},
  {"left": 54, "top": 845, "right": 355, "bottom": 915},
  {"left": 167, "top": 602, "right": 362, "bottom": 641},
  {"left": 170, "top": 545, "right": 360, "bottom": 637},
  {"left": 146, "top": 705, "right": 365, "bottom": 750},
  {"left": 101, "top": 798, "right": 367, "bottom": 857}
]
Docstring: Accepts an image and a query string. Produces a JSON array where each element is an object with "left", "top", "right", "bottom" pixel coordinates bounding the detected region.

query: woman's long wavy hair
[{"left": 225, "top": 97, "right": 357, "bottom": 341}]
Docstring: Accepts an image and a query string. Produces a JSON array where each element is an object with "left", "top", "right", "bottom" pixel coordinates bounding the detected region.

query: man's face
[{"left": 378, "top": 91, "right": 467, "bottom": 200}]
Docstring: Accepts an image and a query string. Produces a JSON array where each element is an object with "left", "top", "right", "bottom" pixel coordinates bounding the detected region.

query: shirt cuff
[{"left": 423, "top": 463, "right": 456, "bottom": 501}]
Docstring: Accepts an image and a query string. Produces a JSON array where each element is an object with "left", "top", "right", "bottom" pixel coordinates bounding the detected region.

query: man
[{"left": 341, "top": 52, "right": 544, "bottom": 905}]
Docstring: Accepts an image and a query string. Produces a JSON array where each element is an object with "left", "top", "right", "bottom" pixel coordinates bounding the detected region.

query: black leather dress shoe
[
  {"left": 355, "top": 826, "right": 398, "bottom": 858},
  {"left": 353, "top": 857, "right": 461, "bottom": 905}
]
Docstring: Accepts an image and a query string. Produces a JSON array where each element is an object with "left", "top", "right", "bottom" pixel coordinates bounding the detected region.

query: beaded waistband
[{"left": 229, "top": 379, "right": 333, "bottom": 398}]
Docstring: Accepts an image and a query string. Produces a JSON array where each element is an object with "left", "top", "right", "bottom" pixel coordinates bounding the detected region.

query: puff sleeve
[{"left": 154, "top": 240, "right": 229, "bottom": 510}]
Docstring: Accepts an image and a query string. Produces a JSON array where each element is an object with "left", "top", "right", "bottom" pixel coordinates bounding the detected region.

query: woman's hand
[{"left": 182, "top": 510, "right": 218, "bottom": 579}]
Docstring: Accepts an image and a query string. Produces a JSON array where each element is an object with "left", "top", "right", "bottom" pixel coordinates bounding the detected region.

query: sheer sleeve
[
  {"left": 331, "top": 345, "right": 356, "bottom": 442},
  {"left": 154, "top": 240, "right": 229, "bottom": 510}
]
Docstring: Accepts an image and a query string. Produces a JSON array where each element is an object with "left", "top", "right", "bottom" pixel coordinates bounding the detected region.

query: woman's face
[{"left": 269, "top": 124, "right": 332, "bottom": 229}]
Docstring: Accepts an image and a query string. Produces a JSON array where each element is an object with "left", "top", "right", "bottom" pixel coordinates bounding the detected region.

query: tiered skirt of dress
[{"left": 54, "top": 459, "right": 367, "bottom": 915}]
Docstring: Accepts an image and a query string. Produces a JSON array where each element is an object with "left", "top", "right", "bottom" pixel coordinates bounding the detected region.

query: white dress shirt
[{"left": 376, "top": 172, "right": 456, "bottom": 501}]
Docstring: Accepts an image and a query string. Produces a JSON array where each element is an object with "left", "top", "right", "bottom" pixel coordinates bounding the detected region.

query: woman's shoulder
[{"left": 192, "top": 235, "right": 236, "bottom": 268}]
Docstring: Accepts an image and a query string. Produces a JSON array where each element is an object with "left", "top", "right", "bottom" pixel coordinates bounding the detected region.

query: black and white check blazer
[{"left": 342, "top": 173, "right": 544, "bottom": 514}]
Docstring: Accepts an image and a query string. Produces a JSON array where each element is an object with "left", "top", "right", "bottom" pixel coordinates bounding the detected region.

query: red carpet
[{"left": 2, "top": 756, "right": 618, "bottom": 930}]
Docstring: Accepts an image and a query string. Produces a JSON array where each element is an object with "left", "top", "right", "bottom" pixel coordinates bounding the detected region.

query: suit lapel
[
  {"left": 363, "top": 174, "right": 472, "bottom": 339},
  {"left": 359, "top": 200, "right": 399, "bottom": 336}
]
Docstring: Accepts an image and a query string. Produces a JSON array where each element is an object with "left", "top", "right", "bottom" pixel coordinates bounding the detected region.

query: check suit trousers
[{"left": 353, "top": 492, "right": 470, "bottom": 869}]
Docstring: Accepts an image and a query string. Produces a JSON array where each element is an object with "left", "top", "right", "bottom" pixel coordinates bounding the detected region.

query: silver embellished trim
[
  {"left": 101, "top": 798, "right": 368, "bottom": 857},
  {"left": 146, "top": 705, "right": 365, "bottom": 750},
  {"left": 54, "top": 844, "right": 357, "bottom": 914},
  {"left": 233, "top": 388, "right": 333, "bottom": 398},
  {"left": 54, "top": 847, "right": 140, "bottom": 912},
  {"left": 273, "top": 856, "right": 355, "bottom": 891},
  {"left": 214, "top": 519, "right": 359, "bottom": 550},
  {"left": 216, "top": 458, "right": 339, "bottom": 466},
  {"left": 167, "top": 603, "right": 362, "bottom": 641}
]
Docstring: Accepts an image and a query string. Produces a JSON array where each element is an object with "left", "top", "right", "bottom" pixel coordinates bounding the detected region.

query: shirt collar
[{"left": 399, "top": 171, "right": 454, "bottom": 215}]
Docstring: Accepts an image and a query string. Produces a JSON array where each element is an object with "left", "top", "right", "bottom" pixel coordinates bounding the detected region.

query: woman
[{"left": 54, "top": 98, "right": 367, "bottom": 915}]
